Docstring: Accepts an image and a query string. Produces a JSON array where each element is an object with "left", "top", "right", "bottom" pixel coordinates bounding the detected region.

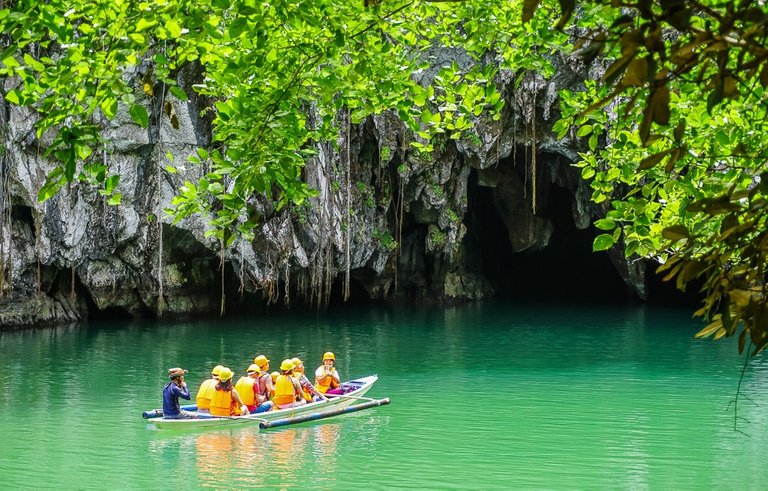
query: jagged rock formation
[{"left": 0, "top": 56, "right": 646, "bottom": 327}]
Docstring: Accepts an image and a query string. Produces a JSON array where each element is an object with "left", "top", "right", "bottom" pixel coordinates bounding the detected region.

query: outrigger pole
[{"left": 258, "top": 398, "right": 391, "bottom": 429}]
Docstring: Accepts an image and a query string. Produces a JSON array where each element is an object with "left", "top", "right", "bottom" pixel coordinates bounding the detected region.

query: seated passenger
[
  {"left": 163, "top": 367, "right": 198, "bottom": 419},
  {"left": 253, "top": 355, "right": 275, "bottom": 400},
  {"left": 272, "top": 359, "right": 306, "bottom": 409},
  {"left": 209, "top": 367, "right": 249, "bottom": 417},
  {"left": 292, "top": 357, "right": 325, "bottom": 402},
  {"left": 315, "top": 352, "right": 341, "bottom": 395},
  {"left": 234, "top": 364, "right": 274, "bottom": 413},
  {"left": 195, "top": 365, "right": 223, "bottom": 413}
]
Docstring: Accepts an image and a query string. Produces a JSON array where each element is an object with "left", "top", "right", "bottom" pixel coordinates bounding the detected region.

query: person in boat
[
  {"left": 195, "top": 364, "right": 223, "bottom": 414},
  {"left": 253, "top": 354, "right": 275, "bottom": 400},
  {"left": 209, "top": 367, "right": 249, "bottom": 417},
  {"left": 292, "top": 357, "right": 325, "bottom": 402},
  {"left": 273, "top": 359, "right": 306, "bottom": 409},
  {"left": 234, "top": 364, "right": 274, "bottom": 413},
  {"left": 315, "top": 352, "right": 342, "bottom": 395},
  {"left": 163, "top": 367, "right": 198, "bottom": 419}
]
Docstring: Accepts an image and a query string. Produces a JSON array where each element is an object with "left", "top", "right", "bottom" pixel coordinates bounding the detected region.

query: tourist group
[{"left": 162, "top": 352, "right": 342, "bottom": 419}]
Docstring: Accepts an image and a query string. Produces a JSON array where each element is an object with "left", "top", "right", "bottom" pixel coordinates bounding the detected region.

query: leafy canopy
[
  {"left": 1, "top": 0, "right": 563, "bottom": 244},
  {"left": 536, "top": 0, "right": 768, "bottom": 355}
]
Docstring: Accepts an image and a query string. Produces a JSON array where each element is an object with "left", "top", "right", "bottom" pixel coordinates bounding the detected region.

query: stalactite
[
  {"left": 283, "top": 262, "right": 290, "bottom": 308},
  {"left": 34, "top": 208, "right": 42, "bottom": 296},
  {"left": 344, "top": 110, "right": 351, "bottom": 302},
  {"left": 219, "top": 239, "right": 226, "bottom": 316},
  {"left": 156, "top": 48, "right": 167, "bottom": 317},
  {"left": 238, "top": 253, "right": 245, "bottom": 301},
  {"left": 70, "top": 265, "right": 76, "bottom": 303}
]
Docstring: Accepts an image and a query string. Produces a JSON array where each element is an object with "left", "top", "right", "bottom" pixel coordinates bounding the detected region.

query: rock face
[{"left": 0, "top": 57, "right": 646, "bottom": 327}]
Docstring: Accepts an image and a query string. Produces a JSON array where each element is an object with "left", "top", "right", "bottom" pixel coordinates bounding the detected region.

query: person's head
[
  {"left": 254, "top": 355, "right": 270, "bottom": 372},
  {"left": 211, "top": 365, "right": 224, "bottom": 380},
  {"left": 271, "top": 371, "right": 280, "bottom": 384},
  {"left": 168, "top": 367, "right": 188, "bottom": 383},
  {"left": 291, "top": 357, "right": 304, "bottom": 373},
  {"left": 280, "top": 358, "right": 294, "bottom": 373},
  {"left": 323, "top": 352, "right": 335, "bottom": 367},
  {"left": 217, "top": 367, "right": 234, "bottom": 389},
  {"left": 247, "top": 364, "right": 261, "bottom": 379}
]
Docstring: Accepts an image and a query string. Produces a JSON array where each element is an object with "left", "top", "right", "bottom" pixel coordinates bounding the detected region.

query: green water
[{"left": 1, "top": 302, "right": 767, "bottom": 490}]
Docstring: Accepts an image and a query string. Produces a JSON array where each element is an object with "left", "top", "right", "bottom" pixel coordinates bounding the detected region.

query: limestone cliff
[{"left": 0, "top": 57, "right": 645, "bottom": 327}]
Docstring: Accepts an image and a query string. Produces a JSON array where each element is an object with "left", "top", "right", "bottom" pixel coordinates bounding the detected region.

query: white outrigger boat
[{"left": 143, "top": 375, "right": 388, "bottom": 430}]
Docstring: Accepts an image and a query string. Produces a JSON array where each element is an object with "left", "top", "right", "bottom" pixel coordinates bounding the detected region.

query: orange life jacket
[{"left": 210, "top": 386, "right": 242, "bottom": 416}]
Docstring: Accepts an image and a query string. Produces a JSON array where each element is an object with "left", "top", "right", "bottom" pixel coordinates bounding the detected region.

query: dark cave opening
[
  {"left": 327, "top": 273, "right": 376, "bottom": 308},
  {"left": 466, "top": 169, "right": 636, "bottom": 305},
  {"left": 464, "top": 166, "right": 703, "bottom": 309}
]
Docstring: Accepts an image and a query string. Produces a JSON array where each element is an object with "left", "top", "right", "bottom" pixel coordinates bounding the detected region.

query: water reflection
[{"left": 146, "top": 422, "right": 347, "bottom": 489}]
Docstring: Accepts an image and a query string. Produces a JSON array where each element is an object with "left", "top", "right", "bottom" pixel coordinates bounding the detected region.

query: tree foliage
[
  {"left": 1, "top": 0, "right": 555, "bottom": 244},
  {"left": 538, "top": 0, "right": 768, "bottom": 355}
]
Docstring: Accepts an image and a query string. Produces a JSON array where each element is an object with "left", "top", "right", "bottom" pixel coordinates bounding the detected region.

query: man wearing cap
[{"left": 163, "top": 368, "right": 198, "bottom": 419}]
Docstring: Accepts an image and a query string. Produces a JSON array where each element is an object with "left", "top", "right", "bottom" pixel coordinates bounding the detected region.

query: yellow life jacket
[
  {"left": 273, "top": 374, "right": 296, "bottom": 406},
  {"left": 210, "top": 387, "right": 242, "bottom": 416},
  {"left": 315, "top": 367, "right": 339, "bottom": 394},
  {"left": 234, "top": 376, "right": 256, "bottom": 406},
  {"left": 195, "top": 378, "right": 217, "bottom": 409}
]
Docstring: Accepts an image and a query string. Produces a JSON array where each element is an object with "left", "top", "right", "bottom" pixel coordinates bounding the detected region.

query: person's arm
[
  {"left": 254, "top": 384, "right": 264, "bottom": 404},
  {"left": 302, "top": 374, "right": 326, "bottom": 400},
  {"left": 316, "top": 366, "right": 330, "bottom": 384},
  {"left": 330, "top": 368, "right": 340, "bottom": 386},
  {"left": 292, "top": 379, "right": 303, "bottom": 401},
  {"left": 265, "top": 375, "right": 275, "bottom": 398},
  {"left": 232, "top": 389, "right": 249, "bottom": 414},
  {"left": 175, "top": 381, "right": 191, "bottom": 400}
]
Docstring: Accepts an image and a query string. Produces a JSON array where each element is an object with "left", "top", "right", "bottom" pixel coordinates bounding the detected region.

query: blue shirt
[{"left": 162, "top": 382, "right": 191, "bottom": 417}]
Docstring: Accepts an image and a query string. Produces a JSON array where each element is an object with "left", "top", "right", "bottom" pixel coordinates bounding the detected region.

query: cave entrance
[{"left": 466, "top": 168, "right": 632, "bottom": 305}]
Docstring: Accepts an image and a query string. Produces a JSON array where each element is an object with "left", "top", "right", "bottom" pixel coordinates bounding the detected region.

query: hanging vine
[
  {"left": 531, "top": 90, "right": 537, "bottom": 214},
  {"left": 343, "top": 109, "right": 351, "bottom": 302}
]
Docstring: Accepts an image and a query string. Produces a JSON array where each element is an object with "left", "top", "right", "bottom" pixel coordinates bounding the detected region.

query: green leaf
[
  {"left": 593, "top": 234, "right": 615, "bottom": 251},
  {"left": 129, "top": 104, "right": 149, "bottom": 128},
  {"left": 169, "top": 86, "right": 188, "bottom": 101},
  {"left": 136, "top": 18, "right": 157, "bottom": 32},
  {"left": 576, "top": 124, "right": 592, "bottom": 137},
  {"left": 100, "top": 98, "right": 118, "bottom": 119},
  {"left": 662, "top": 225, "right": 690, "bottom": 241},
  {"left": 594, "top": 218, "right": 616, "bottom": 231},
  {"left": 4, "top": 89, "right": 21, "bottom": 105},
  {"left": 107, "top": 193, "right": 122, "bottom": 206},
  {"left": 166, "top": 19, "right": 182, "bottom": 38}
]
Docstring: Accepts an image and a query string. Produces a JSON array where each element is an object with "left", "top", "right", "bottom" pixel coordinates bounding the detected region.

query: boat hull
[{"left": 147, "top": 375, "right": 378, "bottom": 430}]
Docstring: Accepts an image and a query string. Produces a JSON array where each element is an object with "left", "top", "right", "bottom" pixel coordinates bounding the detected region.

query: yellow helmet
[
  {"left": 218, "top": 367, "right": 234, "bottom": 382},
  {"left": 280, "top": 359, "right": 295, "bottom": 371},
  {"left": 211, "top": 365, "right": 224, "bottom": 377},
  {"left": 323, "top": 352, "right": 335, "bottom": 361},
  {"left": 271, "top": 371, "right": 280, "bottom": 384},
  {"left": 247, "top": 364, "right": 260, "bottom": 374},
  {"left": 291, "top": 357, "right": 302, "bottom": 368},
  {"left": 254, "top": 355, "right": 269, "bottom": 367}
]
